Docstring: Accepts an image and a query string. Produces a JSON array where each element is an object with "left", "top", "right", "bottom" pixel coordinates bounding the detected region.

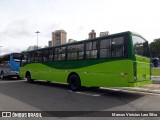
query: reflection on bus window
[{"left": 132, "top": 35, "right": 150, "bottom": 57}]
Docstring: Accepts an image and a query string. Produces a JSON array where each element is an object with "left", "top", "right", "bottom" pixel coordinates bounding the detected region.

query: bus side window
[
  {"left": 35, "top": 50, "right": 43, "bottom": 62},
  {"left": 54, "top": 48, "right": 60, "bottom": 61},
  {"left": 43, "top": 49, "right": 49, "bottom": 62},
  {"left": 34, "top": 51, "right": 38, "bottom": 62},
  {"left": 60, "top": 47, "right": 66, "bottom": 61},
  {"left": 111, "top": 37, "right": 125, "bottom": 58},
  {"left": 4, "top": 55, "right": 10, "bottom": 63},
  {"left": 54, "top": 47, "right": 66, "bottom": 61},
  {"left": 0, "top": 59, "right": 1, "bottom": 64},
  {"left": 37, "top": 50, "right": 43, "bottom": 62},
  {"left": 67, "top": 44, "right": 84, "bottom": 60},
  {"left": 0, "top": 58, "right": 3, "bottom": 64},
  {"left": 68, "top": 45, "right": 77, "bottom": 60},
  {"left": 28, "top": 52, "right": 34, "bottom": 63},
  {"left": 49, "top": 49, "right": 54, "bottom": 61},
  {"left": 100, "top": 39, "right": 111, "bottom": 58},
  {"left": 86, "top": 41, "right": 98, "bottom": 59}
]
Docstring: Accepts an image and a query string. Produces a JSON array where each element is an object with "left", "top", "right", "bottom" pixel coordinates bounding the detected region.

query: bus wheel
[
  {"left": 26, "top": 73, "right": 34, "bottom": 83},
  {"left": 68, "top": 74, "right": 81, "bottom": 91}
]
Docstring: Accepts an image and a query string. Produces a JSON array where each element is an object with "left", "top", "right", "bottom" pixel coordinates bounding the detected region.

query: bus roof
[
  {"left": 130, "top": 31, "right": 147, "bottom": 41},
  {"left": 23, "top": 31, "right": 147, "bottom": 53}
]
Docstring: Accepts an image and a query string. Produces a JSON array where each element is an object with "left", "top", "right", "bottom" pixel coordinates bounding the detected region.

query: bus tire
[
  {"left": 68, "top": 74, "right": 81, "bottom": 91},
  {"left": 26, "top": 73, "right": 34, "bottom": 83}
]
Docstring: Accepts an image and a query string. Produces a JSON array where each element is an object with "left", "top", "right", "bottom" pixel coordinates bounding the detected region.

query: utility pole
[{"left": 35, "top": 31, "right": 40, "bottom": 49}]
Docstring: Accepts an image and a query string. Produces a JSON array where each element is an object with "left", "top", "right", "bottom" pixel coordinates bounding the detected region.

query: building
[
  {"left": 100, "top": 31, "right": 109, "bottom": 37},
  {"left": 27, "top": 45, "right": 42, "bottom": 50},
  {"left": 68, "top": 39, "right": 77, "bottom": 43},
  {"left": 88, "top": 30, "right": 96, "bottom": 39},
  {"left": 52, "top": 30, "right": 67, "bottom": 46}
]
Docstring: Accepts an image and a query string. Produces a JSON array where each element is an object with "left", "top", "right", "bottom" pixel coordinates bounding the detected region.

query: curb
[
  {"left": 100, "top": 76, "right": 160, "bottom": 94},
  {"left": 152, "top": 80, "right": 160, "bottom": 84},
  {"left": 151, "top": 76, "right": 160, "bottom": 84},
  {"left": 101, "top": 87, "right": 160, "bottom": 94},
  {"left": 151, "top": 76, "right": 160, "bottom": 80}
]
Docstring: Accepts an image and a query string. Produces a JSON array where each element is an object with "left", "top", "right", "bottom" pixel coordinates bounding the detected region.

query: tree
[{"left": 150, "top": 38, "right": 160, "bottom": 58}]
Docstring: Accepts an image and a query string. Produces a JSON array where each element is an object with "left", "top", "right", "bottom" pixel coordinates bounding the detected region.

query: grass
[{"left": 151, "top": 68, "right": 160, "bottom": 76}]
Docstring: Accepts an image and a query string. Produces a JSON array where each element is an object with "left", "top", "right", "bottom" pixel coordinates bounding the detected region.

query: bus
[
  {"left": 0, "top": 53, "right": 22, "bottom": 79},
  {"left": 20, "top": 31, "right": 151, "bottom": 90}
]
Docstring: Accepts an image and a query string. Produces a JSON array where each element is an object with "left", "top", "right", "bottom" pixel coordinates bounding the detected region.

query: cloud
[
  {"left": 0, "top": 19, "right": 32, "bottom": 39},
  {"left": 0, "top": 19, "right": 34, "bottom": 54},
  {"left": 1, "top": 0, "right": 160, "bottom": 55},
  {"left": 0, "top": 46, "right": 23, "bottom": 55}
]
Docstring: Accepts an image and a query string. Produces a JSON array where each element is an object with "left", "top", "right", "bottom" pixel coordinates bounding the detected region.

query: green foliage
[{"left": 150, "top": 38, "right": 160, "bottom": 58}]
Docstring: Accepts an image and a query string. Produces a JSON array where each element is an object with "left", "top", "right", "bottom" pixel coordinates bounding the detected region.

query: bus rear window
[{"left": 132, "top": 35, "right": 150, "bottom": 58}]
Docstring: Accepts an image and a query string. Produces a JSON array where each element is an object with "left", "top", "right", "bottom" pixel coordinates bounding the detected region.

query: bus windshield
[
  {"left": 12, "top": 53, "right": 22, "bottom": 62},
  {"left": 132, "top": 35, "right": 150, "bottom": 58}
]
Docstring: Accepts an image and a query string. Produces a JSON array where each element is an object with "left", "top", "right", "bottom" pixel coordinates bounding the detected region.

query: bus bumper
[
  {"left": 129, "top": 80, "right": 152, "bottom": 87},
  {"left": 9, "top": 71, "right": 20, "bottom": 76}
]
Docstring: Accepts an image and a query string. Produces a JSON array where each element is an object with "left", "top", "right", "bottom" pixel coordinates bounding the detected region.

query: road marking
[
  {"left": 68, "top": 90, "right": 101, "bottom": 97},
  {"left": 0, "top": 80, "right": 25, "bottom": 84},
  {"left": 76, "top": 92, "right": 101, "bottom": 96}
]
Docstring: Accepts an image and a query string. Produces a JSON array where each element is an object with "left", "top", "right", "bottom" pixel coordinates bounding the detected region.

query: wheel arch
[{"left": 25, "top": 71, "right": 31, "bottom": 78}]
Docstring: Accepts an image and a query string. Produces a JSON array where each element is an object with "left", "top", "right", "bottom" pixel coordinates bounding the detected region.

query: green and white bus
[{"left": 20, "top": 31, "right": 151, "bottom": 90}]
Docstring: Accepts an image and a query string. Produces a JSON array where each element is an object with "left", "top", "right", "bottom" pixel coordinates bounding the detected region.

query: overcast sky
[{"left": 0, "top": 0, "right": 160, "bottom": 55}]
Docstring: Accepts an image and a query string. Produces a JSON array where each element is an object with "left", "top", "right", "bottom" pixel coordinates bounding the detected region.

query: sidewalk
[
  {"left": 101, "top": 83, "right": 160, "bottom": 94},
  {"left": 152, "top": 76, "right": 160, "bottom": 84},
  {"left": 101, "top": 76, "right": 160, "bottom": 94}
]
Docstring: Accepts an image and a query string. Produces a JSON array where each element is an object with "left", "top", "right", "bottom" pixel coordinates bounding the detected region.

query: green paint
[
  {"left": 135, "top": 55, "right": 151, "bottom": 82},
  {"left": 20, "top": 58, "right": 151, "bottom": 87}
]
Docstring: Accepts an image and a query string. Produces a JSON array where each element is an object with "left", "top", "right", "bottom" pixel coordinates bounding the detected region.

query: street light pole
[{"left": 35, "top": 31, "right": 40, "bottom": 49}]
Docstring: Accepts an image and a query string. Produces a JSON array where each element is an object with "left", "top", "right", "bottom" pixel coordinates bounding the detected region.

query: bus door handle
[
  {"left": 84, "top": 71, "right": 89, "bottom": 74},
  {"left": 120, "top": 72, "right": 128, "bottom": 76}
]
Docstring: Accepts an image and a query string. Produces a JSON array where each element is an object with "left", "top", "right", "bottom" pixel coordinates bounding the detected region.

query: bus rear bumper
[
  {"left": 9, "top": 71, "right": 20, "bottom": 76},
  {"left": 129, "top": 80, "right": 152, "bottom": 87}
]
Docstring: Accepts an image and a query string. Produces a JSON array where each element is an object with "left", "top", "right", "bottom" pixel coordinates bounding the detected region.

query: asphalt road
[{"left": 0, "top": 79, "right": 160, "bottom": 120}]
